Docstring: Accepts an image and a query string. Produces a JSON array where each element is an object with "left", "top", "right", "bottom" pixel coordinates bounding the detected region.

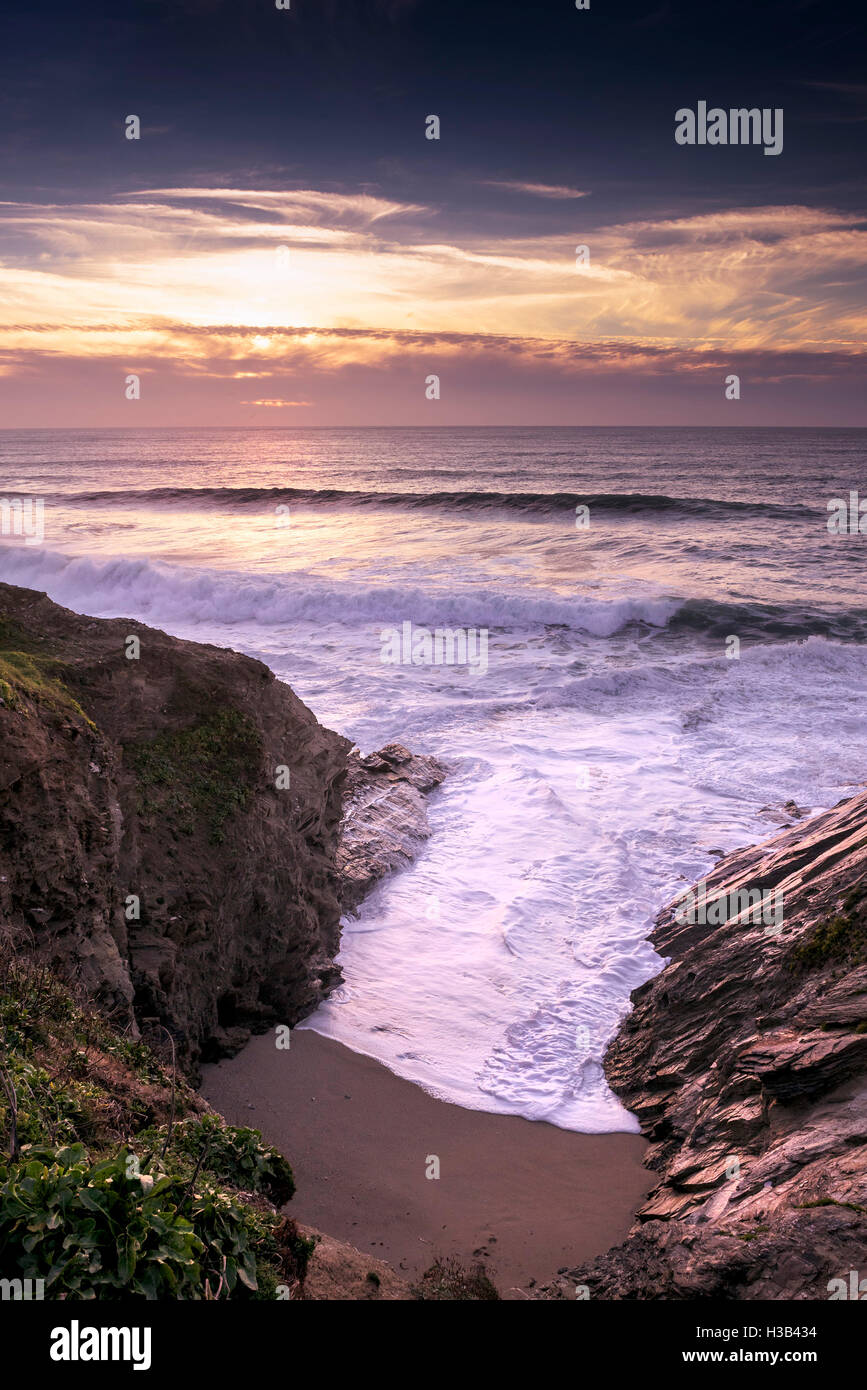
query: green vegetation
[
  {"left": 1, "top": 954, "right": 500, "bottom": 1301},
  {"left": 797, "top": 1197, "right": 867, "bottom": 1216},
  {"left": 0, "top": 951, "right": 309, "bottom": 1299},
  {"left": 127, "top": 709, "right": 262, "bottom": 844},
  {"left": 0, "top": 619, "right": 94, "bottom": 725},
  {"left": 135, "top": 1114, "right": 296, "bottom": 1206},
  {"left": 736, "top": 1225, "right": 770, "bottom": 1243},
  {"left": 411, "top": 1255, "right": 501, "bottom": 1300},
  {"left": 786, "top": 885, "right": 867, "bottom": 974},
  {"left": 0, "top": 954, "right": 167, "bottom": 1102},
  {"left": 0, "top": 1143, "right": 312, "bottom": 1300}
]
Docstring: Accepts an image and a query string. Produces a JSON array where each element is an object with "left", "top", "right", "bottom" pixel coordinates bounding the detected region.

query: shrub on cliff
[
  {"left": 0, "top": 1142, "right": 293, "bottom": 1298},
  {"left": 0, "top": 950, "right": 308, "bottom": 1298},
  {"left": 786, "top": 886, "right": 867, "bottom": 973},
  {"left": 135, "top": 1114, "right": 296, "bottom": 1206}
]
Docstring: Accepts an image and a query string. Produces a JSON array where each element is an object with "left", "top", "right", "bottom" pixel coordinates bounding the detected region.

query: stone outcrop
[
  {"left": 547, "top": 789, "right": 867, "bottom": 1300},
  {"left": 337, "top": 743, "right": 448, "bottom": 914},
  {"left": 0, "top": 582, "right": 353, "bottom": 1072},
  {"left": 0, "top": 585, "right": 448, "bottom": 1077},
  {"left": 297, "top": 1225, "right": 411, "bottom": 1300}
]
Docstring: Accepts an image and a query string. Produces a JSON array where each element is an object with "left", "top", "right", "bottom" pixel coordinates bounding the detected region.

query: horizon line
[{"left": 2, "top": 422, "right": 866, "bottom": 433}]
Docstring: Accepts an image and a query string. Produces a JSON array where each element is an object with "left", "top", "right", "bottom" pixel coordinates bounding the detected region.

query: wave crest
[{"left": 61, "top": 485, "right": 815, "bottom": 521}]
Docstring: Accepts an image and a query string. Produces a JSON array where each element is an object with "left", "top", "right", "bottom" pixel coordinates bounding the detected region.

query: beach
[
  {"left": 5, "top": 424, "right": 866, "bottom": 1296},
  {"left": 3, "top": 427, "right": 865, "bottom": 1134},
  {"left": 201, "top": 1028, "right": 650, "bottom": 1297}
]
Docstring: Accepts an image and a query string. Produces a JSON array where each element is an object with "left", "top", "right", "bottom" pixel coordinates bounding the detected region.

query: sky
[{"left": 0, "top": 0, "right": 865, "bottom": 426}]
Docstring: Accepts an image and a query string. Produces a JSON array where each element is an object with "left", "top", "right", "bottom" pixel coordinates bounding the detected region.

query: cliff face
[
  {"left": 550, "top": 791, "right": 867, "bottom": 1300},
  {"left": 0, "top": 582, "right": 350, "bottom": 1071}
]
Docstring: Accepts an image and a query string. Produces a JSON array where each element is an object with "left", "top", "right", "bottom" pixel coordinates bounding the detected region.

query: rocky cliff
[
  {"left": 0, "top": 582, "right": 353, "bottom": 1073},
  {"left": 548, "top": 790, "right": 867, "bottom": 1300}
]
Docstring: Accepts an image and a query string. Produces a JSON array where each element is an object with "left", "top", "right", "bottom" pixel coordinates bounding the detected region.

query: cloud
[
  {"left": 238, "top": 398, "right": 313, "bottom": 407},
  {"left": 129, "top": 187, "right": 427, "bottom": 224},
  {"left": 0, "top": 185, "right": 864, "bottom": 422},
  {"left": 3, "top": 327, "right": 862, "bottom": 427},
  {"left": 483, "top": 181, "right": 590, "bottom": 200},
  {"left": 801, "top": 81, "right": 867, "bottom": 97}
]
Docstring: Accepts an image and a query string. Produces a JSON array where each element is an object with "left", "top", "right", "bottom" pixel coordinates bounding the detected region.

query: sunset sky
[{"left": 1, "top": 0, "right": 865, "bottom": 426}]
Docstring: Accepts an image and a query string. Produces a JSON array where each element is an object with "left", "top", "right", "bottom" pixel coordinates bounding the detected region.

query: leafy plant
[
  {"left": 0, "top": 1145, "right": 202, "bottom": 1298},
  {"left": 0, "top": 951, "right": 305, "bottom": 1299},
  {"left": 135, "top": 1115, "right": 296, "bottom": 1205},
  {"left": 0, "top": 1144, "right": 279, "bottom": 1299}
]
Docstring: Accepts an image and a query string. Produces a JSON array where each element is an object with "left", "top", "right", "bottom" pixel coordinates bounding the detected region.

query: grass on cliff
[
  {"left": 0, "top": 618, "right": 95, "bottom": 727},
  {"left": 786, "top": 885, "right": 867, "bottom": 974},
  {"left": 0, "top": 950, "right": 311, "bottom": 1299},
  {"left": 127, "top": 708, "right": 262, "bottom": 845}
]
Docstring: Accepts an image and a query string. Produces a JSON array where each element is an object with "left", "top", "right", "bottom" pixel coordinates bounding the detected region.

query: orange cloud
[{"left": 0, "top": 187, "right": 864, "bottom": 423}]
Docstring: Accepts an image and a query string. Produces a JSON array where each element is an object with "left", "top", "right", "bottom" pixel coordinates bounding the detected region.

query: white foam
[
  {"left": 3, "top": 535, "right": 863, "bottom": 1132},
  {"left": 0, "top": 543, "right": 683, "bottom": 636}
]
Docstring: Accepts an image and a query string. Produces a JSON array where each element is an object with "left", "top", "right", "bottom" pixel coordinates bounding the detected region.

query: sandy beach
[{"left": 201, "top": 1029, "right": 650, "bottom": 1297}]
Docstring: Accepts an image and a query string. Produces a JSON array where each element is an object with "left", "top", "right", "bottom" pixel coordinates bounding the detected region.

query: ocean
[{"left": 1, "top": 425, "right": 865, "bottom": 1132}]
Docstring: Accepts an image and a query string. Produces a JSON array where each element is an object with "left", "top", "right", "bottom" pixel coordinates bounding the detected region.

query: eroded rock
[
  {"left": 0, "top": 582, "right": 350, "bottom": 1073},
  {"left": 545, "top": 788, "right": 867, "bottom": 1300},
  {"left": 337, "top": 742, "right": 448, "bottom": 914}
]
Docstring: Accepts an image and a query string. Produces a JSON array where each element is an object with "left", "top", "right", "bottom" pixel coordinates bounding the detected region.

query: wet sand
[{"left": 201, "top": 1028, "right": 650, "bottom": 1297}]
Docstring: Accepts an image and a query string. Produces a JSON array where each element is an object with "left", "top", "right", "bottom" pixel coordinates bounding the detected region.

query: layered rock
[
  {"left": 0, "top": 582, "right": 351, "bottom": 1071},
  {"left": 548, "top": 790, "right": 867, "bottom": 1300},
  {"left": 337, "top": 742, "right": 448, "bottom": 914}
]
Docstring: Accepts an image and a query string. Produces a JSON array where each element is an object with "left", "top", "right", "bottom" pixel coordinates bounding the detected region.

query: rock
[
  {"left": 0, "top": 585, "right": 449, "bottom": 1080},
  {"left": 545, "top": 789, "right": 867, "bottom": 1300},
  {"left": 296, "top": 1225, "right": 411, "bottom": 1300},
  {"left": 337, "top": 742, "right": 448, "bottom": 914},
  {"left": 0, "top": 582, "right": 350, "bottom": 1074}
]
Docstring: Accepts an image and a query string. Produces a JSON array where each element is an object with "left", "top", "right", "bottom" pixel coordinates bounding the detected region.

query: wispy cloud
[
  {"left": 801, "top": 81, "right": 867, "bottom": 97},
  {"left": 483, "top": 180, "right": 589, "bottom": 199},
  {"left": 0, "top": 185, "right": 864, "bottom": 422},
  {"left": 130, "top": 187, "right": 427, "bottom": 224},
  {"left": 238, "top": 398, "right": 313, "bottom": 407}
]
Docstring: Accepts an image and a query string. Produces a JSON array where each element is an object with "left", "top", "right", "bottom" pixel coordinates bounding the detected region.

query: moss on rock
[{"left": 126, "top": 709, "right": 262, "bottom": 844}]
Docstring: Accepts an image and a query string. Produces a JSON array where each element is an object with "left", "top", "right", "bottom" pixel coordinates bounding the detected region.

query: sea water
[{"left": 1, "top": 425, "right": 864, "bottom": 1130}]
